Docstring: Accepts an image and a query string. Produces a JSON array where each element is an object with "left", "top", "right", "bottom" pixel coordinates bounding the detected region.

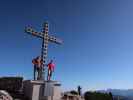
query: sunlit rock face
[{"left": 0, "top": 90, "right": 13, "bottom": 100}]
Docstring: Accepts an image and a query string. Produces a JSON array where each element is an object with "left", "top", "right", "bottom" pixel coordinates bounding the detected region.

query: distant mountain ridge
[{"left": 98, "top": 89, "right": 133, "bottom": 98}]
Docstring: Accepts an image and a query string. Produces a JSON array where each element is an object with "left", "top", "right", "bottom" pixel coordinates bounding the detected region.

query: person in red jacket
[
  {"left": 32, "top": 56, "right": 42, "bottom": 80},
  {"left": 47, "top": 60, "right": 55, "bottom": 81}
]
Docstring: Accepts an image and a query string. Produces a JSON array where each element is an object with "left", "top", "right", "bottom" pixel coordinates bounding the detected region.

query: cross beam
[{"left": 25, "top": 22, "right": 62, "bottom": 80}]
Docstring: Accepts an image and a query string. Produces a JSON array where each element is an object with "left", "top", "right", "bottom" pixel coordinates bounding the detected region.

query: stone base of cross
[{"left": 25, "top": 22, "right": 62, "bottom": 80}]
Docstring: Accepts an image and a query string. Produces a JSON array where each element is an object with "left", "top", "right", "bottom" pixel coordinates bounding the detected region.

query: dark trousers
[
  {"left": 47, "top": 69, "right": 52, "bottom": 81},
  {"left": 34, "top": 66, "right": 40, "bottom": 80}
]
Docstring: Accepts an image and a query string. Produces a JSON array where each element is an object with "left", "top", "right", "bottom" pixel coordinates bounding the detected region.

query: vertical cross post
[
  {"left": 39, "top": 22, "right": 49, "bottom": 80},
  {"left": 25, "top": 22, "right": 62, "bottom": 80}
]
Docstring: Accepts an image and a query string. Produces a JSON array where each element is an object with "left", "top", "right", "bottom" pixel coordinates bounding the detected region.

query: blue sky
[{"left": 0, "top": 0, "right": 133, "bottom": 91}]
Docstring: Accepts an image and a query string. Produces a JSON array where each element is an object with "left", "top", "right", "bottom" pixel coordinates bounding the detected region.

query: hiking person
[
  {"left": 47, "top": 60, "right": 55, "bottom": 81},
  {"left": 32, "top": 56, "right": 42, "bottom": 80}
]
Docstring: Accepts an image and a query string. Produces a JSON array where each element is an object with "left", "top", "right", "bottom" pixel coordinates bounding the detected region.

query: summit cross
[{"left": 25, "top": 22, "right": 62, "bottom": 80}]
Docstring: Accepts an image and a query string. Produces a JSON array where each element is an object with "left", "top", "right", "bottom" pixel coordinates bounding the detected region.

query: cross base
[{"left": 23, "top": 80, "right": 61, "bottom": 100}]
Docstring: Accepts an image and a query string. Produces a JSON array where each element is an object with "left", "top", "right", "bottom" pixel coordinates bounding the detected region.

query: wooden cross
[{"left": 25, "top": 22, "right": 62, "bottom": 80}]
